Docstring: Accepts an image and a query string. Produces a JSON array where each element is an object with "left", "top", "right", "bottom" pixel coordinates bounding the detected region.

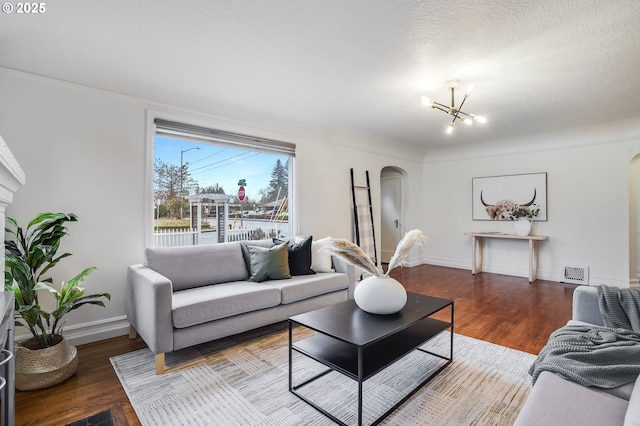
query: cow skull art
[{"left": 480, "top": 189, "right": 537, "bottom": 220}]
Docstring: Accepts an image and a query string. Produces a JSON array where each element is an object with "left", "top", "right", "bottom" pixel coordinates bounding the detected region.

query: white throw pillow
[
  {"left": 311, "top": 237, "right": 334, "bottom": 273},
  {"left": 624, "top": 374, "right": 640, "bottom": 426}
]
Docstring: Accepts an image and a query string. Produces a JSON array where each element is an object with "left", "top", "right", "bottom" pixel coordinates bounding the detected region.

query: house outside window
[{"left": 152, "top": 119, "right": 294, "bottom": 247}]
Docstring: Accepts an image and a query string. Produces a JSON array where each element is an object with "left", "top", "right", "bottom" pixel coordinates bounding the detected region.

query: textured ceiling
[{"left": 1, "top": 0, "right": 639, "bottom": 152}]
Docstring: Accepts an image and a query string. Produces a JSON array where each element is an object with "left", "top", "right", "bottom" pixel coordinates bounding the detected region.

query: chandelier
[{"left": 421, "top": 80, "right": 487, "bottom": 134}]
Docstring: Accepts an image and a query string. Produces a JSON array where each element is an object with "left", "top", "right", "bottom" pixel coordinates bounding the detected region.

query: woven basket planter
[{"left": 15, "top": 335, "right": 78, "bottom": 391}]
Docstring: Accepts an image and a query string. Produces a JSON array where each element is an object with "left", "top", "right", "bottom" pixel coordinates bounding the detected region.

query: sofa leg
[
  {"left": 155, "top": 353, "right": 165, "bottom": 374},
  {"left": 128, "top": 324, "right": 137, "bottom": 339}
]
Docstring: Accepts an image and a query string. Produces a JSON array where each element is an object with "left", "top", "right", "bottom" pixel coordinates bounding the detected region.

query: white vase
[
  {"left": 353, "top": 275, "right": 407, "bottom": 315},
  {"left": 513, "top": 218, "right": 532, "bottom": 236}
]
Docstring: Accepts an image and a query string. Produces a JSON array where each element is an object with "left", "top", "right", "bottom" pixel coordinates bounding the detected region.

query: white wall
[
  {"left": 422, "top": 120, "right": 640, "bottom": 287},
  {"left": 0, "top": 68, "right": 424, "bottom": 344}
]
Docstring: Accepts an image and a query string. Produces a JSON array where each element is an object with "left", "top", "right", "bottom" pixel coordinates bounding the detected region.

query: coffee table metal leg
[
  {"left": 358, "top": 347, "right": 364, "bottom": 426},
  {"left": 450, "top": 302, "right": 454, "bottom": 360},
  {"left": 288, "top": 320, "right": 293, "bottom": 392}
]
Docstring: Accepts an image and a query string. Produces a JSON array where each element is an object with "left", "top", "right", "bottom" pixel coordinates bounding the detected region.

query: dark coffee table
[{"left": 288, "top": 292, "right": 453, "bottom": 426}]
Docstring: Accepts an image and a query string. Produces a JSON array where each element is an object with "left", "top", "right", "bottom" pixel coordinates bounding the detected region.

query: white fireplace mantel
[
  {"left": 0, "top": 133, "right": 25, "bottom": 208},
  {"left": 0, "top": 132, "right": 22, "bottom": 426}
]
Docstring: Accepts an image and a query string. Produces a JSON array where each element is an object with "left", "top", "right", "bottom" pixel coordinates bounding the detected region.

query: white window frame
[{"left": 144, "top": 109, "right": 297, "bottom": 250}]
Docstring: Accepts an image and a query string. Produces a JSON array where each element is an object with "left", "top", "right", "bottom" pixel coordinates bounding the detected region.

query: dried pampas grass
[
  {"left": 318, "top": 229, "right": 427, "bottom": 277},
  {"left": 386, "top": 229, "right": 427, "bottom": 275},
  {"left": 317, "top": 238, "right": 382, "bottom": 277}
]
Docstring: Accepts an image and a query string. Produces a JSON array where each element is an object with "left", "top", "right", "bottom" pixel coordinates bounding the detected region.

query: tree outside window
[{"left": 152, "top": 136, "right": 291, "bottom": 246}]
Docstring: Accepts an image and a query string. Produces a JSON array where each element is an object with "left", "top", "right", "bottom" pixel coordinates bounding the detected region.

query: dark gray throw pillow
[
  {"left": 274, "top": 236, "right": 316, "bottom": 276},
  {"left": 247, "top": 242, "right": 291, "bottom": 282}
]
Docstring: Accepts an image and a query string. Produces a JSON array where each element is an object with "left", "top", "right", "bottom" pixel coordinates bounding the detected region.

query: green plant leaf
[
  {"left": 4, "top": 213, "right": 107, "bottom": 347},
  {"left": 35, "top": 281, "right": 61, "bottom": 299}
]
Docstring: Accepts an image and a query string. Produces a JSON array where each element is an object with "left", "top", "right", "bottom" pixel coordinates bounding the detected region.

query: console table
[{"left": 465, "top": 232, "right": 548, "bottom": 282}]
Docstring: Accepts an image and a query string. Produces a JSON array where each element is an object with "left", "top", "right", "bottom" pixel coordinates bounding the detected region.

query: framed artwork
[{"left": 472, "top": 172, "right": 547, "bottom": 221}]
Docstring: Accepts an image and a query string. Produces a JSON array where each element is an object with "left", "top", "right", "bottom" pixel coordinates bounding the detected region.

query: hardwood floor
[{"left": 15, "top": 264, "right": 576, "bottom": 425}]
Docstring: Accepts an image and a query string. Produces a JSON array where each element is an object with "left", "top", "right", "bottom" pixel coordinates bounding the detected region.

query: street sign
[
  {"left": 237, "top": 179, "right": 246, "bottom": 186},
  {"left": 238, "top": 186, "right": 246, "bottom": 201}
]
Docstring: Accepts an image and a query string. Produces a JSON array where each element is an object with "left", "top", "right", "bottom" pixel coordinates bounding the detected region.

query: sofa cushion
[
  {"left": 263, "top": 272, "right": 349, "bottom": 304},
  {"left": 247, "top": 242, "right": 291, "bottom": 282},
  {"left": 514, "top": 371, "right": 628, "bottom": 426},
  {"left": 274, "top": 236, "right": 315, "bottom": 276},
  {"left": 172, "top": 281, "right": 281, "bottom": 328},
  {"left": 312, "top": 237, "right": 334, "bottom": 272},
  {"left": 145, "top": 243, "right": 248, "bottom": 291},
  {"left": 624, "top": 374, "right": 640, "bottom": 426}
]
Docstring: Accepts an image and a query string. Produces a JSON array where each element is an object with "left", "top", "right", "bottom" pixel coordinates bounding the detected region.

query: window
[{"left": 152, "top": 119, "right": 294, "bottom": 247}]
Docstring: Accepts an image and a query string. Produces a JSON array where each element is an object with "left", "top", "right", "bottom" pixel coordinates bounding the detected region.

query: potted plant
[
  {"left": 4, "top": 212, "right": 110, "bottom": 391},
  {"left": 510, "top": 204, "right": 540, "bottom": 235}
]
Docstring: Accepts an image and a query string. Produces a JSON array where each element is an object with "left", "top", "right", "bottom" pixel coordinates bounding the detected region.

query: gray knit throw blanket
[
  {"left": 530, "top": 285, "right": 640, "bottom": 388},
  {"left": 597, "top": 284, "right": 640, "bottom": 332}
]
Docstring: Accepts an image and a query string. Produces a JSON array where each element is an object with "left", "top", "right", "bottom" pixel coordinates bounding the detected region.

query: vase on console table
[
  {"left": 513, "top": 218, "right": 532, "bottom": 236},
  {"left": 354, "top": 275, "right": 407, "bottom": 315}
]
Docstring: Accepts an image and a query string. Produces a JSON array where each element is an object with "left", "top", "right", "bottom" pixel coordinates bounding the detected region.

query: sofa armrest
[
  {"left": 624, "top": 374, "right": 640, "bottom": 425},
  {"left": 126, "top": 264, "right": 174, "bottom": 354},
  {"left": 572, "top": 285, "right": 604, "bottom": 326},
  {"left": 514, "top": 371, "right": 628, "bottom": 426},
  {"left": 331, "top": 255, "right": 356, "bottom": 299}
]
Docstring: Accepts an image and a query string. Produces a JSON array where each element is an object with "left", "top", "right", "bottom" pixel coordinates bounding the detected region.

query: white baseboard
[
  {"left": 15, "top": 315, "right": 131, "bottom": 347},
  {"left": 420, "top": 256, "right": 468, "bottom": 270},
  {"left": 423, "top": 256, "right": 534, "bottom": 278},
  {"left": 422, "top": 256, "right": 635, "bottom": 287}
]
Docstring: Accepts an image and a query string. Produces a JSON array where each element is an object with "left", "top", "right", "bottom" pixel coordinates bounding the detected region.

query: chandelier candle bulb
[{"left": 423, "top": 80, "right": 486, "bottom": 133}]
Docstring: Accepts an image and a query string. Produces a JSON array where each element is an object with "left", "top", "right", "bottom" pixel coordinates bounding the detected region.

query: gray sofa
[
  {"left": 126, "top": 240, "right": 355, "bottom": 374},
  {"left": 514, "top": 285, "right": 640, "bottom": 426}
]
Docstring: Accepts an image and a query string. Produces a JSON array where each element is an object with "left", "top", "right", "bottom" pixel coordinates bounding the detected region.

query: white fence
[
  {"left": 153, "top": 228, "right": 198, "bottom": 247},
  {"left": 153, "top": 226, "right": 280, "bottom": 247},
  {"left": 226, "top": 227, "right": 280, "bottom": 242}
]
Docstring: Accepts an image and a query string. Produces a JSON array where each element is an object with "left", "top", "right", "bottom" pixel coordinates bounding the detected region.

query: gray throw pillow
[
  {"left": 247, "top": 242, "right": 291, "bottom": 282},
  {"left": 240, "top": 239, "right": 275, "bottom": 269}
]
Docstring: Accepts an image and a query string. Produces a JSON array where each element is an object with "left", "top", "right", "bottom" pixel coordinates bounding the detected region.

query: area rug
[{"left": 111, "top": 324, "right": 535, "bottom": 425}]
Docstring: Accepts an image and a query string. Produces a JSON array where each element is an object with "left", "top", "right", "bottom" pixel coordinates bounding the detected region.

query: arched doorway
[{"left": 380, "top": 166, "right": 406, "bottom": 263}]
